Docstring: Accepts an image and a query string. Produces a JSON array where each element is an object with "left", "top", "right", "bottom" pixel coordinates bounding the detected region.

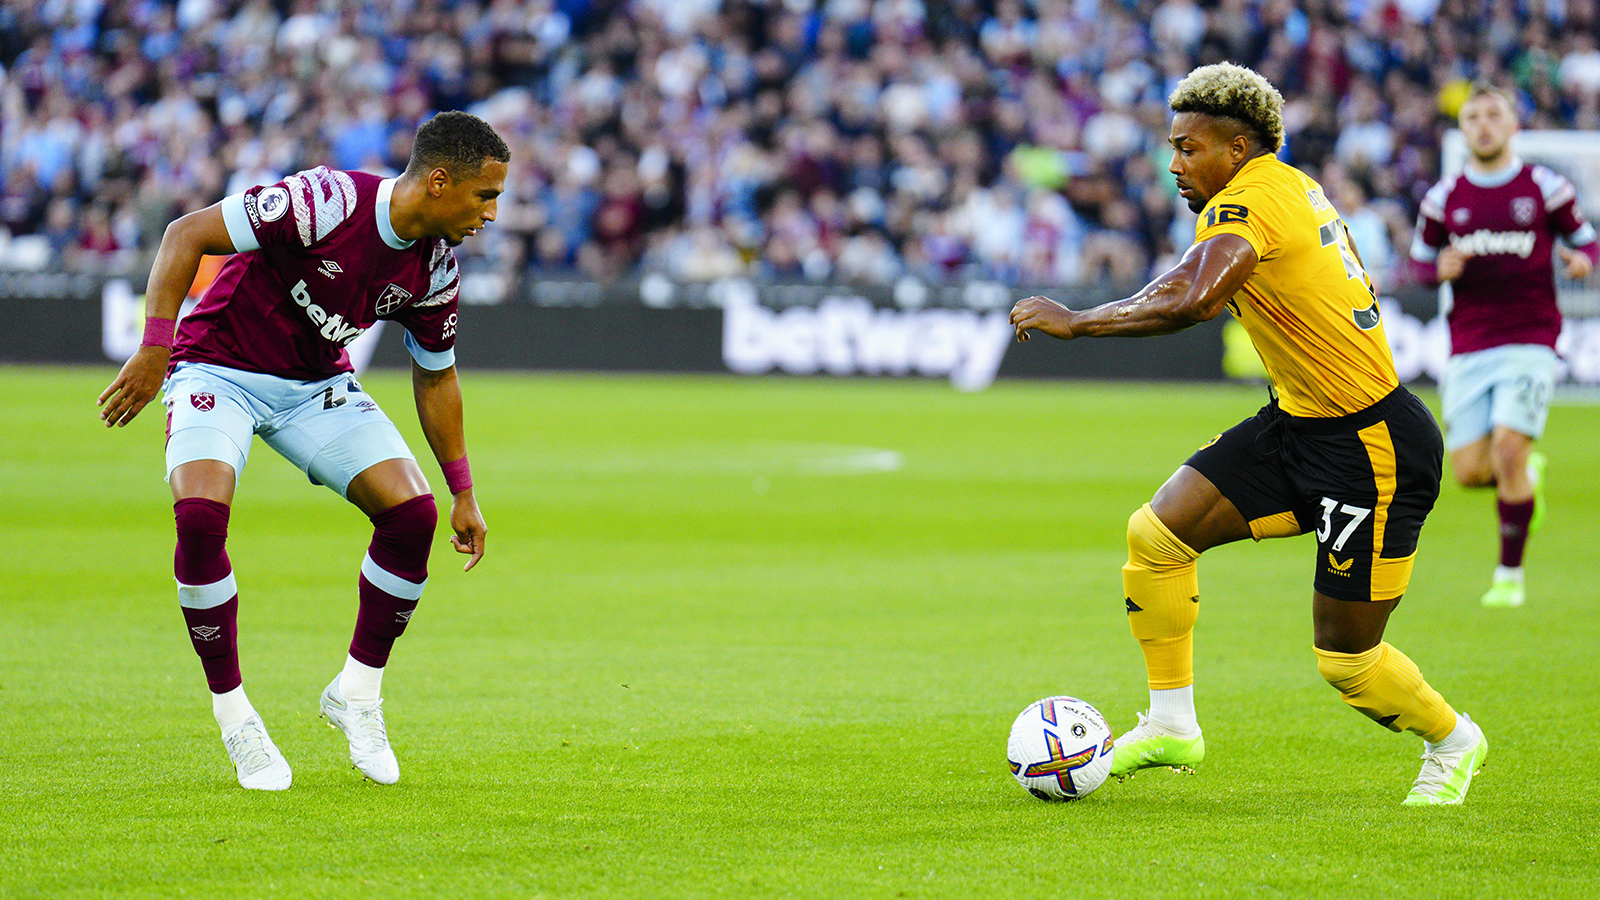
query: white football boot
[
  {"left": 319, "top": 675, "right": 400, "bottom": 784},
  {"left": 1402, "top": 713, "right": 1488, "bottom": 806},
  {"left": 222, "top": 715, "right": 292, "bottom": 791}
]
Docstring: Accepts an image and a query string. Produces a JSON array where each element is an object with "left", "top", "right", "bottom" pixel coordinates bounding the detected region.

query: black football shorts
[{"left": 1186, "top": 387, "right": 1443, "bottom": 602}]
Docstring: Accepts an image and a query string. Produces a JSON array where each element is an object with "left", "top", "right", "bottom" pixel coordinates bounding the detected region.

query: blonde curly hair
[{"left": 1169, "top": 62, "right": 1285, "bottom": 153}]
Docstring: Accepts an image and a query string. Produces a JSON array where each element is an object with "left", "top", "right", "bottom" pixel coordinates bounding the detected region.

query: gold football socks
[
  {"left": 1314, "top": 642, "right": 1456, "bottom": 741},
  {"left": 1123, "top": 503, "right": 1200, "bottom": 690}
]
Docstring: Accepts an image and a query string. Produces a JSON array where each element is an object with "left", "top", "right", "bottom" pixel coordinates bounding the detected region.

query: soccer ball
[{"left": 1007, "top": 696, "right": 1115, "bottom": 801}]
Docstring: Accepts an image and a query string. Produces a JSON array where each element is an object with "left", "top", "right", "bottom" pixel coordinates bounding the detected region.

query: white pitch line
[
  {"left": 493, "top": 442, "right": 905, "bottom": 477},
  {"left": 803, "top": 448, "right": 905, "bottom": 474}
]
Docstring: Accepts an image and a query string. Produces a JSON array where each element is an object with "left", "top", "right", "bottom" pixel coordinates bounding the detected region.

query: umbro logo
[
  {"left": 190, "top": 625, "right": 222, "bottom": 641},
  {"left": 395, "top": 609, "right": 415, "bottom": 623},
  {"left": 1125, "top": 598, "right": 1143, "bottom": 613},
  {"left": 318, "top": 260, "right": 343, "bottom": 280}
]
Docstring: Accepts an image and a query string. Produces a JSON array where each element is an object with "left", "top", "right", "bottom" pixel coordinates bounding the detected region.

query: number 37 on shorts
[{"left": 1318, "top": 498, "right": 1370, "bottom": 556}]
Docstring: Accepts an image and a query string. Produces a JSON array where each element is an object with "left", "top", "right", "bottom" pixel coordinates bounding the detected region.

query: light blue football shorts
[
  {"left": 162, "top": 362, "right": 414, "bottom": 497},
  {"left": 1439, "top": 344, "right": 1558, "bottom": 451}
]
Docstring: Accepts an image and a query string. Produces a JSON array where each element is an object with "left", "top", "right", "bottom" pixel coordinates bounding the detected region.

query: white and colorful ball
[{"left": 1006, "top": 696, "right": 1115, "bottom": 801}]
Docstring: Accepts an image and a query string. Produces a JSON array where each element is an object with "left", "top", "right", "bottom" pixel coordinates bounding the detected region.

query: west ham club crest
[
  {"left": 375, "top": 283, "right": 413, "bottom": 315},
  {"left": 1512, "top": 196, "right": 1538, "bottom": 225},
  {"left": 190, "top": 392, "right": 215, "bottom": 411}
]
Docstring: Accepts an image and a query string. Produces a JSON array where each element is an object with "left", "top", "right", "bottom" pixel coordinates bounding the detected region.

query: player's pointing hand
[
  {"left": 449, "top": 490, "right": 487, "bottom": 572},
  {"left": 1009, "top": 295, "right": 1078, "bottom": 342}
]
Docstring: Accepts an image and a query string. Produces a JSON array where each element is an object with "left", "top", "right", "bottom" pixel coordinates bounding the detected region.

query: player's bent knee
[
  {"left": 170, "top": 458, "right": 239, "bottom": 504},
  {"left": 1489, "top": 426, "right": 1532, "bottom": 454},
  {"left": 1314, "top": 644, "right": 1382, "bottom": 694},
  {"left": 175, "top": 496, "right": 231, "bottom": 531},
  {"left": 1489, "top": 433, "right": 1532, "bottom": 475},
  {"left": 375, "top": 493, "right": 437, "bottom": 536},
  {"left": 174, "top": 497, "right": 234, "bottom": 593},
  {"left": 370, "top": 493, "right": 438, "bottom": 567},
  {"left": 1126, "top": 503, "right": 1198, "bottom": 570}
]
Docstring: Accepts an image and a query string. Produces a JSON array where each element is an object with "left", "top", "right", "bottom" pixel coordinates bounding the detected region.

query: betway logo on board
[
  {"left": 721, "top": 288, "right": 1014, "bottom": 391},
  {"left": 1448, "top": 229, "right": 1537, "bottom": 258}
]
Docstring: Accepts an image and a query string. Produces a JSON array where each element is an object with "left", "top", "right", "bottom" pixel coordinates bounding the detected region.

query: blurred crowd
[{"left": 4, "top": 0, "right": 1600, "bottom": 291}]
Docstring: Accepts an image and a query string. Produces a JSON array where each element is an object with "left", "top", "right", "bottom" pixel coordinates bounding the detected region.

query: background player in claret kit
[
  {"left": 96, "top": 111, "right": 506, "bottom": 790},
  {"left": 1010, "top": 63, "right": 1486, "bottom": 805},
  {"left": 1410, "top": 85, "right": 1599, "bottom": 609}
]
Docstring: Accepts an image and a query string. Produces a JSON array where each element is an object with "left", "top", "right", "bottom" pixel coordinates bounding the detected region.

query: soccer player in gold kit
[{"left": 1010, "top": 63, "right": 1487, "bottom": 805}]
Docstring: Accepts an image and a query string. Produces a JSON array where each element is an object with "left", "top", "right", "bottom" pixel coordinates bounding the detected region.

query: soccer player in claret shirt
[
  {"left": 1410, "top": 85, "right": 1598, "bottom": 609},
  {"left": 97, "top": 111, "right": 506, "bottom": 790},
  {"left": 1010, "top": 64, "right": 1486, "bottom": 805}
]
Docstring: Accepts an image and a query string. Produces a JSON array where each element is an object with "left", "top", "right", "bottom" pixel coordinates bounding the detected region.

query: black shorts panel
[
  {"left": 1186, "top": 405, "right": 1310, "bottom": 533},
  {"left": 1186, "top": 388, "right": 1443, "bottom": 601}
]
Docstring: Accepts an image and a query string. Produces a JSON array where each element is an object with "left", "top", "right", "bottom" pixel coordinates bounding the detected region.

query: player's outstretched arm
[
  {"left": 412, "top": 363, "right": 487, "bottom": 571},
  {"left": 1009, "top": 234, "right": 1257, "bottom": 342},
  {"left": 97, "top": 205, "right": 237, "bottom": 427}
]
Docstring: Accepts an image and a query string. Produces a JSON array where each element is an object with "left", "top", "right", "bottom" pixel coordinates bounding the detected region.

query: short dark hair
[{"left": 405, "top": 111, "right": 510, "bottom": 179}]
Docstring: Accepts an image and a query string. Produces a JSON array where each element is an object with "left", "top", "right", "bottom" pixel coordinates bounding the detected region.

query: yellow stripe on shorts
[{"left": 1357, "top": 420, "right": 1398, "bottom": 598}]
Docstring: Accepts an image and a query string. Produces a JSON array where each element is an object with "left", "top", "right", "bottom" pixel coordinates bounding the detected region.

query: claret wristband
[
  {"left": 141, "top": 316, "right": 178, "bottom": 349},
  {"left": 442, "top": 456, "right": 472, "bottom": 495}
]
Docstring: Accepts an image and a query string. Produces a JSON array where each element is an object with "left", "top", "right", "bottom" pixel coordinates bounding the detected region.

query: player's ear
[
  {"left": 428, "top": 167, "right": 452, "bottom": 197},
  {"left": 1231, "top": 132, "right": 1250, "bottom": 164}
]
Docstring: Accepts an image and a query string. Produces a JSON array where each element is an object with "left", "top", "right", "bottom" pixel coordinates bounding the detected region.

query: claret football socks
[{"left": 1483, "top": 452, "right": 1543, "bottom": 608}]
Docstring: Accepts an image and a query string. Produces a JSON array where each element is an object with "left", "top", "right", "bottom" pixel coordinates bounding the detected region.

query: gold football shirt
[{"left": 1194, "top": 155, "right": 1398, "bottom": 417}]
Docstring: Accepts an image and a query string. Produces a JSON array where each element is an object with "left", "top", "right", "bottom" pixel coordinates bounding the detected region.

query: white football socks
[
  {"left": 1148, "top": 685, "right": 1200, "bottom": 736},
  {"left": 1427, "top": 713, "right": 1477, "bottom": 754},
  {"left": 212, "top": 685, "right": 256, "bottom": 734},
  {"left": 1493, "top": 565, "right": 1524, "bottom": 584},
  {"left": 338, "top": 655, "right": 384, "bottom": 702}
]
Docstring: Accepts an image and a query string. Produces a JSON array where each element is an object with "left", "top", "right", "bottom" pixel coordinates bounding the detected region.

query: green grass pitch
[{"left": 2, "top": 365, "right": 1597, "bottom": 898}]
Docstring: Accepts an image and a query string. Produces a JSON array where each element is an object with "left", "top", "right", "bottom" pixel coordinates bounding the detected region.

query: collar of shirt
[{"left": 376, "top": 178, "right": 414, "bottom": 250}]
